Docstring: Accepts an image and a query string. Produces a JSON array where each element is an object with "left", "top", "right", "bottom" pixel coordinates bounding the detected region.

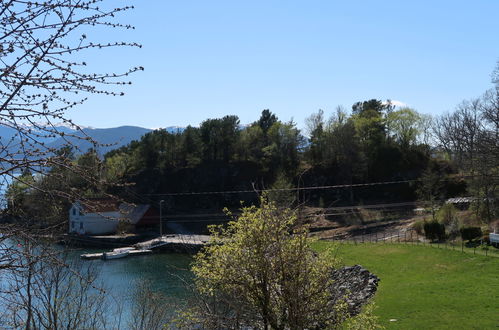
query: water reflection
[
  {"left": 1, "top": 240, "right": 194, "bottom": 328},
  {"left": 84, "top": 250, "right": 195, "bottom": 325},
  {"left": 93, "top": 251, "right": 194, "bottom": 298}
]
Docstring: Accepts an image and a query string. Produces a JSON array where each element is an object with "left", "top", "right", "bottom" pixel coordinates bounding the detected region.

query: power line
[
  {"left": 132, "top": 174, "right": 499, "bottom": 197},
  {"left": 133, "top": 201, "right": 424, "bottom": 223},
  {"left": 142, "top": 179, "right": 418, "bottom": 197}
]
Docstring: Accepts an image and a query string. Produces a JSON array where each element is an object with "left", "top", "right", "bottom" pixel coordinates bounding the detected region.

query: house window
[
  {"left": 79, "top": 222, "right": 83, "bottom": 230},
  {"left": 72, "top": 208, "right": 76, "bottom": 216},
  {"left": 71, "top": 222, "right": 75, "bottom": 229}
]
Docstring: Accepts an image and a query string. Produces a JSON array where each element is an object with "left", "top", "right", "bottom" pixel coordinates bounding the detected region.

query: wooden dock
[
  {"left": 135, "top": 234, "right": 210, "bottom": 251},
  {"left": 81, "top": 249, "right": 153, "bottom": 260},
  {"left": 80, "top": 234, "right": 210, "bottom": 260}
]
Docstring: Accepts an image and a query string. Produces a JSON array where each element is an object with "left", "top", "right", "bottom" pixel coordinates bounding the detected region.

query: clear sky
[{"left": 70, "top": 0, "right": 499, "bottom": 129}]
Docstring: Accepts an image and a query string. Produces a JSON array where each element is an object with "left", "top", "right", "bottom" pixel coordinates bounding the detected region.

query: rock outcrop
[{"left": 329, "top": 265, "right": 380, "bottom": 316}]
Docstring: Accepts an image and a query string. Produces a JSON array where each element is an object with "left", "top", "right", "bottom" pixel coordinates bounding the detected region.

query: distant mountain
[
  {"left": 47, "top": 126, "right": 153, "bottom": 156},
  {"left": 0, "top": 124, "right": 185, "bottom": 157}
]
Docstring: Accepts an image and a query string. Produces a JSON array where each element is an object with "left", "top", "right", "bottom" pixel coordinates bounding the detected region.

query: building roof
[
  {"left": 445, "top": 197, "right": 496, "bottom": 204},
  {"left": 445, "top": 197, "right": 474, "bottom": 204},
  {"left": 120, "top": 203, "right": 151, "bottom": 224},
  {"left": 77, "top": 198, "right": 120, "bottom": 213},
  {"left": 73, "top": 200, "right": 154, "bottom": 225}
]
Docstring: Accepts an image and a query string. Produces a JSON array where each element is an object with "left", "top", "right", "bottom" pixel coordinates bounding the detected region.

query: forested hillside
[
  {"left": 5, "top": 88, "right": 498, "bottom": 227},
  {"left": 103, "top": 102, "right": 437, "bottom": 209}
]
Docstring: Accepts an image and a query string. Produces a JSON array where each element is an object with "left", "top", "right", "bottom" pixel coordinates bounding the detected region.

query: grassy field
[{"left": 313, "top": 242, "right": 499, "bottom": 329}]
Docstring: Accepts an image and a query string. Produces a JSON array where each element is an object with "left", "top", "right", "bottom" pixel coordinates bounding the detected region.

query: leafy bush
[
  {"left": 459, "top": 226, "right": 482, "bottom": 242},
  {"left": 437, "top": 204, "right": 461, "bottom": 236},
  {"left": 424, "top": 220, "right": 446, "bottom": 241},
  {"left": 436, "top": 204, "right": 458, "bottom": 225},
  {"left": 267, "top": 172, "right": 296, "bottom": 208},
  {"left": 412, "top": 220, "right": 424, "bottom": 235},
  {"left": 183, "top": 197, "right": 379, "bottom": 329}
]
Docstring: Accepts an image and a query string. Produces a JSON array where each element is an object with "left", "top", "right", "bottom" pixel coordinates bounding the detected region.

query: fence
[{"left": 323, "top": 228, "right": 499, "bottom": 258}]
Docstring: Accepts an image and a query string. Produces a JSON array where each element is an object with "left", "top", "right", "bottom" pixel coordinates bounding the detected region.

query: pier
[
  {"left": 135, "top": 234, "right": 210, "bottom": 251},
  {"left": 80, "top": 234, "right": 210, "bottom": 259}
]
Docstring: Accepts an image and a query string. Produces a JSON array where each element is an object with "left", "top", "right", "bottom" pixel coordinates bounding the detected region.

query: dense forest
[
  {"left": 4, "top": 67, "right": 499, "bottom": 226},
  {"left": 103, "top": 102, "right": 435, "bottom": 208}
]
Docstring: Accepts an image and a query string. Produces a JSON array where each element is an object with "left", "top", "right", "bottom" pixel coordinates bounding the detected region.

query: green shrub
[
  {"left": 437, "top": 204, "right": 460, "bottom": 238},
  {"left": 436, "top": 203, "right": 458, "bottom": 225},
  {"left": 267, "top": 172, "right": 295, "bottom": 208},
  {"left": 412, "top": 220, "right": 424, "bottom": 235},
  {"left": 424, "top": 220, "right": 446, "bottom": 241},
  {"left": 459, "top": 226, "right": 482, "bottom": 242}
]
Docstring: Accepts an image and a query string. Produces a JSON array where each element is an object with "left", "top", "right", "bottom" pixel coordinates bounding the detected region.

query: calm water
[
  {"left": 1, "top": 241, "right": 195, "bottom": 327},
  {"left": 82, "top": 249, "right": 194, "bottom": 299},
  {"left": 78, "top": 248, "right": 195, "bottom": 324}
]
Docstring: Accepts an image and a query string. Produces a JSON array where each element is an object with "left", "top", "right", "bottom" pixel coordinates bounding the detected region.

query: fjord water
[
  {"left": 86, "top": 250, "right": 194, "bottom": 299},
  {"left": 0, "top": 241, "right": 194, "bottom": 327},
  {"left": 84, "top": 249, "right": 195, "bottom": 319}
]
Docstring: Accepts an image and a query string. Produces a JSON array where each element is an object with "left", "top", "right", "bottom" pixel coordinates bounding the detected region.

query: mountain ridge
[{"left": 0, "top": 125, "right": 185, "bottom": 156}]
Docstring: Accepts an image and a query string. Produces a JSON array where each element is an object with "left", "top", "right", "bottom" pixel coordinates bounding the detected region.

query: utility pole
[{"left": 159, "top": 200, "right": 165, "bottom": 238}]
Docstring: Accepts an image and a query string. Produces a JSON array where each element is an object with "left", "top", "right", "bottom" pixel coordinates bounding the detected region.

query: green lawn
[{"left": 313, "top": 242, "right": 499, "bottom": 329}]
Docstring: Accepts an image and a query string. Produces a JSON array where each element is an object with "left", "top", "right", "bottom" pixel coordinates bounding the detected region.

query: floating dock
[
  {"left": 81, "top": 249, "right": 152, "bottom": 260},
  {"left": 135, "top": 234, "right": 209, "bottom": 252},
  {"left": 80, "top": 234, "right": 210, "bottom": 260}
]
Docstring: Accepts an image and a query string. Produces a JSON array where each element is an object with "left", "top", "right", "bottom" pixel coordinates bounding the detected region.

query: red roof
[{"left": 79, "top": 198, "right": 120, "bottom": 213}]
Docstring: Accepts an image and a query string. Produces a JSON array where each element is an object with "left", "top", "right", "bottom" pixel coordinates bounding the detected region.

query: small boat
[
  {"left": 101, "top": 250, "right": 129, "bottom": 260},
  {"left": 113, "top": 247, "right": 135, "bottom": 253}
]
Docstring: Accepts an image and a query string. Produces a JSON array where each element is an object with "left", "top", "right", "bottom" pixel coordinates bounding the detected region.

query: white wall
[{"left": 69, "top": 203, "right": 121, "bottom": 235}]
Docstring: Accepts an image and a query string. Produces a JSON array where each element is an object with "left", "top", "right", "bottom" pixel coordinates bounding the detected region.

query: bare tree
[
  {"left": 476, "top": 88, "right": 499, "bottom": 222},
  {"left": 0, "top": 0, "right": 142, "bottom": 194},
  {"left": 0, "top": 0, "right": 142, "bottom": 225},
  {"left": 0, "top": 237, "right": 123, "bottom": 329},
  {"left": 433, "top": 98, "right": 483, "bottom": 170},
  {"left": 433, "top": 72, "right": 499, "bottom": 223},
  {"left": 481, "top": 88, "right": 499, "bottom": 155},
  {"left": 0, "top": 1, "right": 140, "bottom": 325},
  {"left": 128, "top": 280, "right": 173, "bottom": 330},
  {"left": 493, "top": 60, "right": 499, "bottom": 86}
]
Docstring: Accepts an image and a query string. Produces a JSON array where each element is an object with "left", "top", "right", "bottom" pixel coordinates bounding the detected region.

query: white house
[
  {"left": 69, "top": 199, "right": 121, "bottom": 235},
  {"left": 69, "top": 199, "right": 159, "bottom": 235}
]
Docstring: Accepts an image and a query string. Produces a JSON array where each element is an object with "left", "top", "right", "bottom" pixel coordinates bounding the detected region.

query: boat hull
[{"left": 102, "top": 251, "right": 129, "bottom": 260}]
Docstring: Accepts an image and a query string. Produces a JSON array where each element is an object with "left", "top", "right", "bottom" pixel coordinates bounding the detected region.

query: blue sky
[{"left": 71, "top": 1, "right": 499, "bottom": 129}]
